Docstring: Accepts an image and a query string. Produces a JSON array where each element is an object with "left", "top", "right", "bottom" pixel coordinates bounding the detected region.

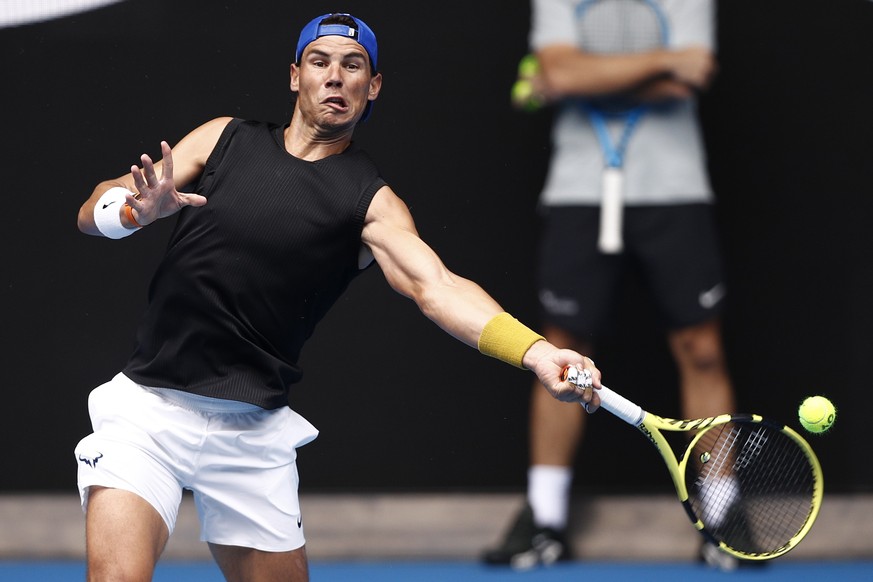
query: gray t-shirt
[{"left": 531, "top": 0, "right": 715, "bottom": 206}]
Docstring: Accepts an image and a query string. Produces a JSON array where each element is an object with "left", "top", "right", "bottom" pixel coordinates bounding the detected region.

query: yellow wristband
[{"left": 478, "top": 312, "right": 545, "bottom": 369}]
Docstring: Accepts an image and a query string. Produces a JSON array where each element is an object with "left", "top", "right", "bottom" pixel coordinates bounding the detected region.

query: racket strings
[
  {"left": 574, "top": 0, "right": 666, "bottom": 114},
  {"left": 576, "top": 0, "right": 664, "bottom": 54},
  {"left": 686, "top": 422, "right": 817, "bottom": 556},
  {"left": 692, "top": 426, "right": 741, "bottom": 527},
  {"left": 732, "top": 427, "right": 818, "bottom": 552}
]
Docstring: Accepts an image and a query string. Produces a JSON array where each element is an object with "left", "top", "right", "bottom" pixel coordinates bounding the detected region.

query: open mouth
[{"left": 323, "top": 96, "right": 349, "bottom": 111}]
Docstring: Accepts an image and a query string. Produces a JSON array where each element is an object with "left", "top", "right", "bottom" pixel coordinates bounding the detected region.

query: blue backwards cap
[{"left": 295, "top": 13, "right": 378, "bottom": 73}]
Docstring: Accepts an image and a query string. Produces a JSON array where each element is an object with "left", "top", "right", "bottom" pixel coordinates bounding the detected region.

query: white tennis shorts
[{"left": 75, "top": 373, "right": 319, "bottom": 552}]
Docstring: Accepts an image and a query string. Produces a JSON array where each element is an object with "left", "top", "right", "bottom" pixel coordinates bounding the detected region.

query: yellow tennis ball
[
  {"left": 798, "top": 396, "right": 836, "bottom": 434},
  {"left": 510, "top": 79, "right": 542, "bottom": 112},
  {"left": 517, "top": 54, "right": 540, "bottom": 78}
]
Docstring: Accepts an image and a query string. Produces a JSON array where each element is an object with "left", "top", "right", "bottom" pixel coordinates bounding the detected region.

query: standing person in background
[
  {"left": 74, "top": 13, "right": 602, "bottom": 582},
  {"left": 482, "top": 0, "right": 741, "bottom": 571}
]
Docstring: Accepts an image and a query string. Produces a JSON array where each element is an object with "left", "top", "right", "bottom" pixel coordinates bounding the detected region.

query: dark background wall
[{"left": 1, "top": 0, "right": 871, "bottom": 495}]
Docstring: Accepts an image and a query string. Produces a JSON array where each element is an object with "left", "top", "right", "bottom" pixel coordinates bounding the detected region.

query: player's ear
[
  {"left": 368, "top": 72, "right": 382, "bottom": 101},
  {"left": 290, "top": 63, "right": 300, "bottom": 93}
]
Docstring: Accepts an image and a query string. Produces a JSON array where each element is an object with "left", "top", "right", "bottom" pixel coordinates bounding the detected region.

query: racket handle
[
  {"left": 598, "top": 167, "right": 624, "bottom": 254},
  {"left": 562, "top": 365, "right": 645, "bottom": 426},
  {"left": 594, "top": 384, "right": 646, "bottom": 426}
]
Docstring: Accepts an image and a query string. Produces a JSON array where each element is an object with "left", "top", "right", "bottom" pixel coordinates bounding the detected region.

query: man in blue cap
[{"left": 75, "top": 12, "right": 601, "bottom": 581}]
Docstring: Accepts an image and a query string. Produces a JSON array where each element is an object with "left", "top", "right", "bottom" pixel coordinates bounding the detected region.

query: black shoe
[{"left": 481, "top": 504, "right": 571, "bottom": 569}]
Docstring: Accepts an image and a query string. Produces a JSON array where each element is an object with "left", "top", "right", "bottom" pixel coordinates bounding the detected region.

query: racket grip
[
  {"left": 593, "top": 385, "right": 645, "bottom": 426},
  {"left": 598, "top": 167, "right": 624, "bottom": 254},
  {"left": 562, "top": 365, "right": 645, "bottom": 426}
]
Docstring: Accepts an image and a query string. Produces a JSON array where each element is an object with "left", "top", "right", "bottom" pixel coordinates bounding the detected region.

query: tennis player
[{"left": 74, "top": 13, "right": 600, "bottom": 582}]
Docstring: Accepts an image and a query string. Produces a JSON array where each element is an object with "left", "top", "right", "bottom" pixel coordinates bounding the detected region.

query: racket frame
[
  {"left": 564, "top": 368, "right": 824, "bottom": 560},
  {"left": 643, "top": 409, "right": 823, "bottom": 559}
]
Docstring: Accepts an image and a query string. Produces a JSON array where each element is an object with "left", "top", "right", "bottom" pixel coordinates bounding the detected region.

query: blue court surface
[{"left": 1, "top": 560, "right": 871, "bottom": 581}]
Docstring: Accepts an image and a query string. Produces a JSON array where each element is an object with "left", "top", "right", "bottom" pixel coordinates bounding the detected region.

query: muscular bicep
[
  {"left": 361, "top": 186, "right": 440, "bottom": 300},
  {"left": 361, "top": 186, "right": 503, "bottom": 345}
]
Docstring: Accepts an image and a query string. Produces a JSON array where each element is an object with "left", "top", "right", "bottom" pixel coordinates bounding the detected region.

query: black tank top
[{"left": 124, "top": 119, "right": 386, "bottom": 408}]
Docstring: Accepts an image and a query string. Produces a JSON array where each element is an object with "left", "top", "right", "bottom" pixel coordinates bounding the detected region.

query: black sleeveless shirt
[{"left": 124, "top": 119, "right": 386, "bottom": 409}]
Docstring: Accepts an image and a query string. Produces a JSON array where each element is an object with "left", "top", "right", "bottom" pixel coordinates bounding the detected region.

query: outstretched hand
[{"left": 126, "top": 141, "right": 207, "bottom": 226}]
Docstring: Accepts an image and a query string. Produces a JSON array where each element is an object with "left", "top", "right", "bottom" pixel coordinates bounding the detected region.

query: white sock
[
  {"left": 527, "top": 465, "right": 573, "bottom": 530},
  {"left": 698, "top": 475, "right": 740, "bottom": 527}
]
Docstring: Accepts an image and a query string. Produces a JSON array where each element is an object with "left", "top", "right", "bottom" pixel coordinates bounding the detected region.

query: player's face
[{"left": 291, "top": 36, "right": 381, "bottom": 130}]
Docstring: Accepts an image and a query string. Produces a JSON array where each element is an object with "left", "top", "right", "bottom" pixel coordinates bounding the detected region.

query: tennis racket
[
  {"left": 575, "top": 0, "right": 669, "bottom": 253},
  {"left": 562, "top": 365, "right": 823, "bottom": 560}
]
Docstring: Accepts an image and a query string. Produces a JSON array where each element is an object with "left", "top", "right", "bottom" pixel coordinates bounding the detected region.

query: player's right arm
[
  {"left": 360, "top": 186, "right": 602, "bottom": 409},
  {"left": 77, "top": 116, "right": 233, "bottom": 236},
  {"left": 534, "top": 44, "right": 716, "bottom": 103}
]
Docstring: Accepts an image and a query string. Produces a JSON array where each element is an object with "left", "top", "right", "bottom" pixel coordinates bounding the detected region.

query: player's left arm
[{"left": 360, "top": 185, "right": 600, "bottom": 406}]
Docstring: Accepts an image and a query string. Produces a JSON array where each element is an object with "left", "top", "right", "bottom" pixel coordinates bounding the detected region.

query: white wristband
[{"left": 93, "top": 187, "right": 140, "bottom": 239}]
